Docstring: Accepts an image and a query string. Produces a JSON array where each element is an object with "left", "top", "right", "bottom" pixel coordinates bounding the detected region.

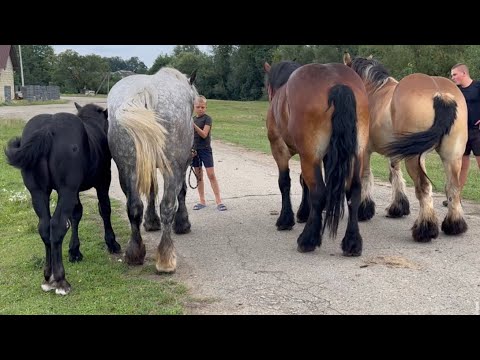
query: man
[{"left": 443, "top": 63, "right": 480, "bottom": 206}]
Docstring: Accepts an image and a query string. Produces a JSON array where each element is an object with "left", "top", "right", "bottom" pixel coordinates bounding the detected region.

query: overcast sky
[{"left": 51, "top": 45, "right": 212, "bottom": 68}]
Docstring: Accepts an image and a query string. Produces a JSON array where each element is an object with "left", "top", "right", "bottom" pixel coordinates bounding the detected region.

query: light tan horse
[
  {"left": 344, "top": 53, "right": 468, "bottom": 242},
  {"left": 264, "top": 61, "right": 370, "bottom": 256}
]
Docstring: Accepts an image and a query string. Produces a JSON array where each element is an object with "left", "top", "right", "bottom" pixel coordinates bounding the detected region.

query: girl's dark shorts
[{"left": 192, "top": 148, "right": 214, "bottom": 168}]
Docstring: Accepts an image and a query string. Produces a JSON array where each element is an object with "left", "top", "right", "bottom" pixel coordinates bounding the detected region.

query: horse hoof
[
  {"left": 69, "top": 251, "right": 84, "bottom": 262},
  {"left": 125, "top": 242, "right": 146, "bottom": 266},
  {"left": 296, "top": 243, "right": 316, "bottom": 253},
  {"left": 412, "top": 220, "right": 438, "bottom": 242},
  {"left": 386, "top": 194, "right": 410, "bottom": 218},
  {"left": 174, "top": 222, "right": 191, "bottom": 234},
  {"left": 441, "top": 216, "right": 468, "bottom": 235},
  {"left": 54, "top": 280, "right": 71, "bottom": 295},
  {"left": 41, "top": 280, "right": 55, "bottom": 292},
  {"left": 277, "top": 223, "right": 294, "bottom": 231},
  {"left": 358, "top": 198, "right": 375, "bottom": 221},
  {"left": 143, "top": 221, "right": 161, "bottom": 232},
  {"left": 108, "top": 241, "right": 122, "bottom": 254},
  {"left": 341, "top": 232, "right": 363, "bottom": 256},
  {"left": 276, "top": 212, "right": 295, "bottom": 230},
  {"left": 342, "top": 250, "right": 362, "bottom": 257},
  {"left": 156, "top": 257, "right": 177, "bottom": 274}
]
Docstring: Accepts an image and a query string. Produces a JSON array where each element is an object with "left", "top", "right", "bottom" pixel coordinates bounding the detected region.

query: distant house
[{"left": 0, "top": 45, "right": 20, "bottom": 102}]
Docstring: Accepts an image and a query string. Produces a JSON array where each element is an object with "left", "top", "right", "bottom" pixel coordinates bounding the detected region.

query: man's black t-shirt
[{"left": 459, "top": 80, "right": 480, "bottom": 129}]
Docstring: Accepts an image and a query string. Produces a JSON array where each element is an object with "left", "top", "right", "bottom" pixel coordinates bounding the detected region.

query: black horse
[{"left": 4, "top": 103, "right": 121, "bottom": 295}]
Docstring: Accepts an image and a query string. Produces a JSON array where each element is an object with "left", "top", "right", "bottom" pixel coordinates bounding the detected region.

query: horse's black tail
[
  {"left": 383, "top": 93, "right": 457, "bottom": 162},
  {"left": 4, "top": 130, "right": 53, "bottom": 170},
  {"left": 322, "top": 84, "right": 358, "bottom": 238}
]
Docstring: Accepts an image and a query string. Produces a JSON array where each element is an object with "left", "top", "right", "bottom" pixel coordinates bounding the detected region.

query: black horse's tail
[
  {"left": 322, "top": 84, "right": 358, "bottom": 238},
  {"left": 383, "top": 93, "right": 457, "bottom": 161},
  {"left": 4, "top": 130, "right": 53, "bottom": 170}
]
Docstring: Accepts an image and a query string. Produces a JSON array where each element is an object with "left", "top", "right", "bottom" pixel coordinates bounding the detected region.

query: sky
[{"left": 51, "top": 45, "right": 211, "bottom": 68}]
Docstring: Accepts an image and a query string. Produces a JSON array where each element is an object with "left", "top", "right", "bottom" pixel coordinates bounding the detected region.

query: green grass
[
  {"left": 0, "top": 121, "right": 188, "bottom": 314},
  {"left": 207, "top": 99, "right": 480, "bottom": 202},
  {"left": 0, "top": 99, "right": 69, "bottom": 107},
  {"left": 207, "top": 99, "right": 271, "bottom": 153}
]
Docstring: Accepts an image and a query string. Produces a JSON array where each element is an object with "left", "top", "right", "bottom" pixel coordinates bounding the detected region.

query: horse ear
[
  {"left": 74, "top": 102, "right": 82, "bottom": 111},
  {"left": 343, "top": 52, "right": 352, "bottom": 67},
  {"left": 367, "top": 54, "right": 373, "bottom": 60},
  {"left": 264, "top": 62, "right": 271, "bottom": 73},
  {"left": 189, "top": 69, "right": 197, "bottom": 85}
]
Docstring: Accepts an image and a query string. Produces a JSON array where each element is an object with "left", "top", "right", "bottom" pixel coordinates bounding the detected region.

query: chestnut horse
[
  {"left": 344, "top": 53, "right": 468, "bottom": 242},
  {"left": 264, "top": 61, "right": 370, "bottom": 256}
]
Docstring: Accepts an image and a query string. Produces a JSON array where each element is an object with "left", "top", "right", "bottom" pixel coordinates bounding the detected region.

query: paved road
[
  {"left": 0, "top": 96, "right": 107, "bottom": 120},
  {"left": 2, "top": 97, "right": 480, "bottom": 314}
]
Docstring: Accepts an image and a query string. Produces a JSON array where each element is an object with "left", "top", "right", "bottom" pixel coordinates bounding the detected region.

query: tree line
[{"left": 15, "top": 45, "right": 480, "bottom": 100}]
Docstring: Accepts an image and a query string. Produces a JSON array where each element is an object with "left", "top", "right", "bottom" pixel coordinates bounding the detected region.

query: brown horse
[
  {"left": 344, "top": 53, "right": 468, "bottom": 242},
  {"left": 263, "top": 61, "right": 370, "bottom": 256}
]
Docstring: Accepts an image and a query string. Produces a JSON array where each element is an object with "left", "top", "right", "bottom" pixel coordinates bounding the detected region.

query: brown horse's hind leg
[
  {"left": 358, "top": 150, "right": 375, "bottom": 221},
  {"left": 270, "top": 137, "right": 295, "bottom": 230},
  {"left": 297, "top": 158, "right": 324, "bottom": 252},
  {"left": 405, "top": 156, "right": 439, "bottom": 242},
  {"left": 386, "top": 159, "right": 410, "bottom": 218},
  {"left": 440, "top": 156, "right": 468, "bottom": 235},
  {"left": 342, "top": 157, "right": 363, "bottom": 256},
  {"left": 296, "top": 173, "right": 310, "bottom": 223}
]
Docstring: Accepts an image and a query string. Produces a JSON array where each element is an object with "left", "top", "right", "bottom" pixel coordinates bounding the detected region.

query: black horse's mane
[{"left": 268, "top": 61, "right": 302, "bottom": 91}]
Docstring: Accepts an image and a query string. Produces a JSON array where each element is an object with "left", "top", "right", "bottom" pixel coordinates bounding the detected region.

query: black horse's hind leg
[
  {"left": 342, "top": 159, "right": 363, "bottom": 256},
  {"left": 276, "top": 168, "right": 295, "bottom": 230},
  {"left": 297, "top": 164, "right": 325, "bottom": 252},
  {"left": 96, "top": 183, "right": 121, "bottom": 254},
  {"left": 22, "top": 169, "right": 54, "bottom": 292},
  {"left": 174, "top": 179, "right": 191, "bottom": 234},
  {"left": 144, "top": 181, "right": 161, "bottom": 231},
  {"left": 296, "top": 173, "right": 310, "bottom": 223},
  {"left": 117, "top": 166, "right": 146, "bottom": 265},
  {"left": 156, "top": 170, "right": 183, "bottom": 273},
  {"left": 31, "top": 189, "right": 53, "bottom": 289},
  {"left": 49, "top": 188, "right": 78, "bottom": 295},
  {"left": 68, "top": 195, "right": 83, "bottom": 262}
]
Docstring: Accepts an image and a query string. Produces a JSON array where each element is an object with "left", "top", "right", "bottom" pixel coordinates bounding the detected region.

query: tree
[
  {"left": 107, "top": 56, "right": 127, "bottom": 72},
  {"left": 52, "top": 50, "right": 109, "bottom": 93},
  {"left": 228, "top": 45, "right": 278, "bottom": 100},
  {"left": 148, "top": 54, "right": 172, "bottom": 74},
  {"left": 211, "top": 45, "right": 233, "bottom": 99},
  {"left": 14, "top": 45, "right": 55, "bottom": 86},
  {"left": 173, "top": 45, "right": 202, "bottom": 56},
  {"left": 125, "top": 57, "right": 148, "bottom": 74}
]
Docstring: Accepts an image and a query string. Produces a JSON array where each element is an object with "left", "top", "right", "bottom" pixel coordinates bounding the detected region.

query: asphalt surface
[{"left": 2, "top": 97, "right": 479, "bottom": 315}]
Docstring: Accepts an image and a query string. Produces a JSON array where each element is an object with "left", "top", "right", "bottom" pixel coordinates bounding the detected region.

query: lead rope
[{"left": 188, "top": 149, "right": 199, "bottom": 189}]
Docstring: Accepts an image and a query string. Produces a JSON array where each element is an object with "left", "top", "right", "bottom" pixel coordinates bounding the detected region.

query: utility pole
[{"left": 18, "top": 45, "right": 25, "bottom": 86}]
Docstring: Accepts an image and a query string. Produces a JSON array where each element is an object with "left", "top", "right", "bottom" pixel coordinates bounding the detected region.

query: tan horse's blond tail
[{"left": 116, "top": 103, "right": 172, "bottom": 198}]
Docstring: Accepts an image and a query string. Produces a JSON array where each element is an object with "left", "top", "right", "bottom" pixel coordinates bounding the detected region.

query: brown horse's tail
[
  {"left": 383, "top": 93, "right": 457, "bottom": 162},
  {"left": 115, "top": 100, "right": 172, "bottom": 198},
  {"left": 322, "top": 84, "right": 358, "bottom": 238}
]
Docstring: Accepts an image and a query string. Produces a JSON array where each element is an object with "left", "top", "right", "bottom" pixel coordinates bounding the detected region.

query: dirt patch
[{"left": 363, "top": 255, "right": 421, "bottom": 269}]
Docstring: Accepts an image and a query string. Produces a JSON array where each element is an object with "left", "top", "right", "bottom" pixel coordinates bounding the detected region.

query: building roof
[{"left": 0, "top": 45, "right": 20, "bottom": 71}]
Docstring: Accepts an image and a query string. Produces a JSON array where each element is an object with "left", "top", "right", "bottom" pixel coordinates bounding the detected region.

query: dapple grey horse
[{"left": 107, "top": 67, "right": 197, "bottom": 273}]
